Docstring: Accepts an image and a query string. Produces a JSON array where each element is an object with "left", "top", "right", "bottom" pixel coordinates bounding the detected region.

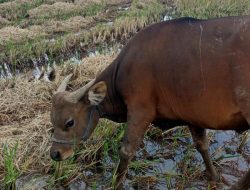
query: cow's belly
[
  {"left": 158, "top": 105, "right": 249, "bottom": 132},
  {"left": 197, "top": 110, "right": 249, "bottom": 132},
  {"left": 215, "top": 111, "right": 249, "bottom": 132},
  {"left": 157, "top": 89, "right": 249, "bottom": 132}
]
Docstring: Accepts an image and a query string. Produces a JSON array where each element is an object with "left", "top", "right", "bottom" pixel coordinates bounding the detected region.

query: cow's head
[{"left": 50, "top": 74, "right": 107, "bottom": 161}]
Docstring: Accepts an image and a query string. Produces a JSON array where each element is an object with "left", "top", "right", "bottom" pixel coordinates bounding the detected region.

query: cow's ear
[{"left": 87, "top": 81, "right": 107, "bottom": 105}]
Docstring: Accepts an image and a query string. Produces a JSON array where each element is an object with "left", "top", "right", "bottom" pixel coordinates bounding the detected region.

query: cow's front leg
[
  {"left": 115, "top": 109, "right": 155, "bottom": 189},
  {"left": 189, "top": 127, "right": 219, "bottom": 186}
]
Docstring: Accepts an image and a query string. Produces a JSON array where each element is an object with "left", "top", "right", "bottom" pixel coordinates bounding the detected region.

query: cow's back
[{"left": 116, "top": 16, "right": 250, "bottom": 130}]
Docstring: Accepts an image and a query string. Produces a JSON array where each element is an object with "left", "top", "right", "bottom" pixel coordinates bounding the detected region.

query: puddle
[
  {"left": 0, "top": 63, "right": 14, "bottom": 79},
  {"left": 124, "top": 129, "right": 249, "bottom": 189},
  {"left": 81, "top": 128, "right": 248, "bottom": 189},
  {"left": 163, "top": 15, "right": 173, "bottom": 21},
  {"left": 0, "top": 53, "right": 51, "bottom": 80},
  {"left": 118, "top": 3, "right": 130, "bottom": 11},
  {"left": 0, "top": 43, "right": 122, "bottom": 81}
]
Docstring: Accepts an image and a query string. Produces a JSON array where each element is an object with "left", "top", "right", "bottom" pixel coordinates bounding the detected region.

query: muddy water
[
  {"left": 92, "top": 128, "right": 249, "bottom": 190},
  {"left": 123, "top": 129, "right": 250, "bottom": 190}
]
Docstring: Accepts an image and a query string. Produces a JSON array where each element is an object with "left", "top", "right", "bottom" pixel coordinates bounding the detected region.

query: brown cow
[{"left": 50, "top": 16, "right": 250, "bottom": 189}]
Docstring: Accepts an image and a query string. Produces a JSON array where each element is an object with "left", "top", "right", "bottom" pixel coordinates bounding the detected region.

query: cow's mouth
[{"left": 50, "top": 146, "right": 74, "bottom": 161}]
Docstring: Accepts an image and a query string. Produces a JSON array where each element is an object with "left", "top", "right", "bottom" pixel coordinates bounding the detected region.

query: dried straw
[
  {"left": 27, "top": 2, "right": 82, "bottom": 19},
  {"left": 29, "top": 16, "right": 94, "bottom": 35},
  {"left": 0, "top": 26, "right": 44, "bottom": 44}
]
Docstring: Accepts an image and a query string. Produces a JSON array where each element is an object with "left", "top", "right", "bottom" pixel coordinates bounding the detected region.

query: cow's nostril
[{"left": 50, "top": 150, "right": 61, "bottom": 161}]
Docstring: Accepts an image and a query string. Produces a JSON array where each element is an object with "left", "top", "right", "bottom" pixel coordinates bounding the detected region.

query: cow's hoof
[{"left": 208, "top": 181, "right": 217, "bottom": 190}]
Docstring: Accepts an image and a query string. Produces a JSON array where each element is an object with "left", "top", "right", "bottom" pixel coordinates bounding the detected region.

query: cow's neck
[{"left": 96, "top": 62, "right": 127, "bottom": 123}]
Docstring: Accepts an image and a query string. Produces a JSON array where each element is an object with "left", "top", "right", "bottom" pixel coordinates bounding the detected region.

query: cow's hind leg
[
  {"left": 189, "top": 127, "right": 219, "bottom": 184},
  {"left": 230, "top": 61, "right": 250, "bottom": 189},
  {"left": 230, "top": 170, "right": 250, "bottom": 190}
]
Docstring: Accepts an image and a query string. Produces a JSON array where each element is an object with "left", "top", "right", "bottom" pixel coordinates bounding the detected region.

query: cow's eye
[{"left": 65, "top": 119, "right": 74, "bottom": 128}]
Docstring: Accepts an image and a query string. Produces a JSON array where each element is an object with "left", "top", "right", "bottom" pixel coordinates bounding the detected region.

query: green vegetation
[
  {"left": 102, "top": 124, "right": 124, "bottom": 162},
  {"left": 0, "top": 0, "right": 13, "bottom": 3},
  {"left": 0, "top": 0, "right": 166, "bottom": 69},
  {"left": 2, "top": 0, "right": 250, "bottom": 68},
  {"left": 84, "top": 2, "right": 107, "bottom": 17},
  {"left": 49, "top": 158, "right": 78, "bottom": 188},
  {"left": 3, "top": 142, "right": 19, "bottom": 190},
  {"left": 0, "top": 0, "right": 45, "bottom": 21},
  {"left": 175, "top": 0, "right": 250, "bottom": 19},
  {"left": 28, "top": 2, "right": 106, "bottom": 20},
  {"left": 120, "top": 0, "right": 165, "bottom": 20}
]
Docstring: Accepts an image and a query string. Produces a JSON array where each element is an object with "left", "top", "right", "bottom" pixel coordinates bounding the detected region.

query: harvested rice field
[{"left": 0, "top": 0, "right": 250, "bottom": 189}]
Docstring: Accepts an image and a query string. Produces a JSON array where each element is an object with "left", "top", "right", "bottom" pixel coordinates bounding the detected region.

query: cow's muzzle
[{"left": 50, "top": 145, "right": 74, "bottom": 161}]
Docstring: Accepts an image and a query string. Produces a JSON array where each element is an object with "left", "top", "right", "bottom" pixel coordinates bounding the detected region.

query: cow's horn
[
  {"left": 56, "top": 74, "right": 73, "bottom": 93},
  {"left": 65, "top": 78, "right": 96, "bottom": 103}
]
